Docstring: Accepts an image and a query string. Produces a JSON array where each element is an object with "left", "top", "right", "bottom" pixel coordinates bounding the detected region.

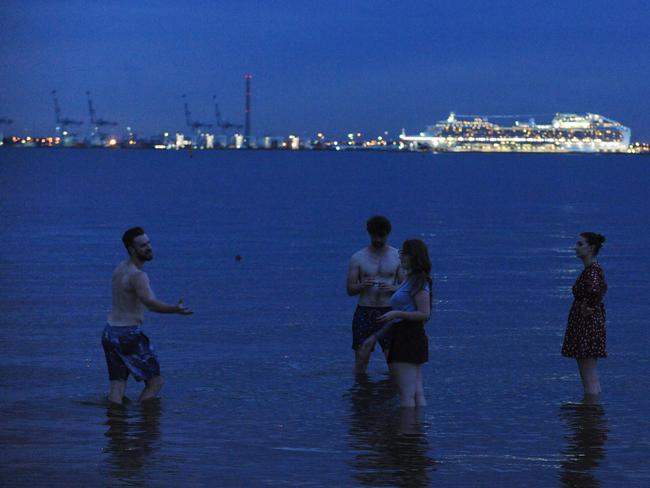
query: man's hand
[
  {"left": 175, "top": 299, "right": 193, "bottom": 315},
  {"left": 361, "top": 277, "right": 379, "bottom": 288}
]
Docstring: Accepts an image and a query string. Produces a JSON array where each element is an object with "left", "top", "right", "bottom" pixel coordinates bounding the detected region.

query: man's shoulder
[
  {"left": 115, "top": 261, "right": 147, "bottom": 280},
  {"left": 350, "top": 247, "right": 374, "bottom": 263},
  {"left": 350, "top": 247, "right": 366, "bottom": 260},
  {"left": 112, "top": 261, "right": 127, "bottom": 277}
]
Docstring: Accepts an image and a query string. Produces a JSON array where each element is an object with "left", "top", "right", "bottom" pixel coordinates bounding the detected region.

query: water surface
[{"left": 1, "top": 148, "right": 649, "bottom": 486}]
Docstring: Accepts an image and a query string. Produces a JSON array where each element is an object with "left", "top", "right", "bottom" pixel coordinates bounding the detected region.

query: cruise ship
[{"left": 401, "top": 112, "right": 631, "bottom": 153}]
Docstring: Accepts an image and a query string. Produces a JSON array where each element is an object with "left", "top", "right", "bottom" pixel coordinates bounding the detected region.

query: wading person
[
  {"left": 347, "top": 215, "right": 405, "bottom": 374},
  {"left": 359, "top": 239, "right": 432, "bottom": 407},
  {"left": 103, "top": 227, "right": 192, "bottom": 404},
  {"left": 561, "top": 232, "right": 607, "bottom": 396}
]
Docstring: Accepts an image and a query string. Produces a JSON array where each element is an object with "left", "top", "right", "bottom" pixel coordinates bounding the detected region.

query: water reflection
[
  {"left": 346, "top": 374, "right": 436, "bottom": 487},
  {"left": 103, "top": 400, "right": 162, "bottom": 484},
  {"left": 559, "top": 397, "right": 608, "bottom": 488}
]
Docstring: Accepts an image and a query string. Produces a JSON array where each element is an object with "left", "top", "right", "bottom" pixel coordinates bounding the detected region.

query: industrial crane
[
  {"left": 51, "top": 90, "right": 83, "bottom": 145},
  {"left": 86, "top": 91, "right": 118, "bottom": 146},
  {"left": 51, "top": 90, "right": 83, "bottom": 130},
  {"left": 181, "top": 95, "right": 212, "bottom": 147},
  {"left": 0, "top": 117, "right": 12, "bottom": 145},
  {"left": 213, "top": 95, "right": 242, "bottom": 134},
  {"left": 86, "top": 91, "right": 117, "bottom": 128},
  {"left": 182, "top": 94, "right": 213, "bottom": 132}
]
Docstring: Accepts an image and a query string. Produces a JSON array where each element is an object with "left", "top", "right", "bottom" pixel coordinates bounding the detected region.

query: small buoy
[{"left": 235, "top": 255, "right": 242, "bottom": 262}]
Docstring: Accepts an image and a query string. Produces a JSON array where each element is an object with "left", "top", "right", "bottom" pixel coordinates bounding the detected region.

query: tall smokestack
[{"left": 244, "top": 73, "right": 252, "bottom": 144}]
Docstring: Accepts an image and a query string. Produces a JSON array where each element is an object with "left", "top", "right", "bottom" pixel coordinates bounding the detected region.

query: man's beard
[
  {"left": 371, "top": 241, "right": 385, "bottom": 249},
  {"left": 136, "top": 250, "right": 153, "bottom": 261}
]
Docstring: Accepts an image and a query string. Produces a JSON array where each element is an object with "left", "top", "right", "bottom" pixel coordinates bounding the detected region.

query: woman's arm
[
  {"left": 372, "top": 288, "right": 431, "bottom": 338},
  {"left": 387, "top": 289, "right": 431, "bottom": 323},
  {"left": 359, "top": 288, "right": 432, "bottom": 356},
  {"left": 579, "top": 267, "right": 606, "bottom": 317},
  {"left": 584, "top": 267, "right": 606, "bottom": 306}
]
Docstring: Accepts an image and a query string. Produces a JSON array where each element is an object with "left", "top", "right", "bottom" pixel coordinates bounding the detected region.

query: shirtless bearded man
[
  {"left": 347, "top": 216, "right": 405, "bottom": 374},
  {"left": 102, "top": 227, "right": 192, "bottom": 404}
]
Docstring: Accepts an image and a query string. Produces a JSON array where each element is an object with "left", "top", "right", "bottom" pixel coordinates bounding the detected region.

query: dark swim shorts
[
  {"left": 351, "top": 306, "right": 392, "bottom": 352},
  {"left": 102, "top": 325, "right": 160, "bottom": 381}
]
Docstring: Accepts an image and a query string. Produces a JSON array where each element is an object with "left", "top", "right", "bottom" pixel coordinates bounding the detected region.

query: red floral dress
[{"left": 562, "top": 262, "right": 607, "bottom": 358}]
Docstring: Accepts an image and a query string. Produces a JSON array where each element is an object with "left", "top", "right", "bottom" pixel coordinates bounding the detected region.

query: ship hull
[{"left": 401, "top": 113, "right": 631, "bottom": 153}]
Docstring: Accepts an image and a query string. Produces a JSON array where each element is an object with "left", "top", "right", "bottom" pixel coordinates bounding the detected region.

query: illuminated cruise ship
[{"left": 401, "top": 112, "right": 631, "bottom": 153}]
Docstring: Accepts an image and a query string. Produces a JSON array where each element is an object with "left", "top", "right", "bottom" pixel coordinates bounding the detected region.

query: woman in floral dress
[{"left": 562, "top": 232, "right": 607, "bottom": 396}]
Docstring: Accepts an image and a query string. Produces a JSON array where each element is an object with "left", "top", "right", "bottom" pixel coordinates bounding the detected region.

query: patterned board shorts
[
  {"left": 351, "top": 305, "right": 392, "bottom": 352},
  {"left": 102, "top": 325, "right": 160, "bottom": 382}
]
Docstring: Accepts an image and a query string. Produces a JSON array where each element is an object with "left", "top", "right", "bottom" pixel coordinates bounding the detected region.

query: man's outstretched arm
[{"left": 133, "top": 272, "right": 193, "bottom": 315}]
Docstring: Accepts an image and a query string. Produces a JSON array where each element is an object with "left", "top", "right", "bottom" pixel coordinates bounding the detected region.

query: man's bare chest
[{"left": 360, "top": 256, "right": 398, "bottom": 278}]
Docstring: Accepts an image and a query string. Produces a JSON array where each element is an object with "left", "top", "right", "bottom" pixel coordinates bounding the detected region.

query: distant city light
[{"left": 2, "top": 109, "right": 646, "bottom": 154}]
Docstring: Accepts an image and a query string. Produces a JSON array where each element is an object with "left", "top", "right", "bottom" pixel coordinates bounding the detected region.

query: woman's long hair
[{"left": 402, "top": 239, "right": 433, "bottom": 303}]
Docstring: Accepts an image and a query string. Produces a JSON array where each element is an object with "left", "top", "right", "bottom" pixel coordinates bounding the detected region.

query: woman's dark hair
[
  {"left": 581, "top": 232, "right": 606, "bottom": 255},
  {"left": 402, "top": 239, "right": 433, "bottom": 302},
  {"left": 122, "top": 226, "right": 145, "bottom": 252},
  {"left": 366, "top": 215, "right": 391, "bottom": 236}
]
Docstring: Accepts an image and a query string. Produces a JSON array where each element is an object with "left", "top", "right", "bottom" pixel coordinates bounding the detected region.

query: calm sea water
[{"left": 0, "top": 148, "right": 649, "bottom": 487}]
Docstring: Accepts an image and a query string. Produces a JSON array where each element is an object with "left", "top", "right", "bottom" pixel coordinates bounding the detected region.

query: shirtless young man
[
  {"left": 102, "top": 227, "right": 192, "bottom": 404},
  {"left": 347, "top": 215, "right": 405, "bottom": 374}
]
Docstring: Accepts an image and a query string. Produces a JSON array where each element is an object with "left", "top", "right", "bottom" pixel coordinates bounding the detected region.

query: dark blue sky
[{"left": 2, "top": 0, "right": 649, "bottom": 139}]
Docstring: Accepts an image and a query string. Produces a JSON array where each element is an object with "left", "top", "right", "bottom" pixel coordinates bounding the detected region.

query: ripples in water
[
  {"left": 559, "top": 398, "right": 609, "bottom": 488},
  {"left": 103, "top": 399, "right": 163, "bottom": 485},
  {"left": 345, "top": 375, "right": 437, "bottom": 487}
]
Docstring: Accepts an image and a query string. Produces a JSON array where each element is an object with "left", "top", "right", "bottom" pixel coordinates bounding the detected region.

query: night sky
[{"left": 2, "top": 0, "right": 649, "bottom": 140}]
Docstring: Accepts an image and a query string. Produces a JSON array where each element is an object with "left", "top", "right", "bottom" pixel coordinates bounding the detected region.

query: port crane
[
  {"left": 213, "top": 95, "right": 242, "bottom": 134},
  {"left": 86, "top": 91, "right": 118, "bottom": 145},
  {"left": 51, "top": 90, "right": 83, "bottom": 130},
  {"left": 86, "top": 91, "right": 117, "bottom": 128},
  {"left": 0, "top": 117, "right": 12, "bottom": 144},
  {"left": 182, "top": 94, "right": 213, "bottom": 132}
]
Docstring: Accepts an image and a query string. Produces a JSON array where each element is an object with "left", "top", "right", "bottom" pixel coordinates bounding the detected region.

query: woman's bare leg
[
  {"left": 390, "top": 362, "right": 418, "bottom": 407},
  {"left": 577, "top": 358, "right": 601, "bottom": 395},
  {"left": 415, "top": 365, "right": 427, "bottom": 406}
]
